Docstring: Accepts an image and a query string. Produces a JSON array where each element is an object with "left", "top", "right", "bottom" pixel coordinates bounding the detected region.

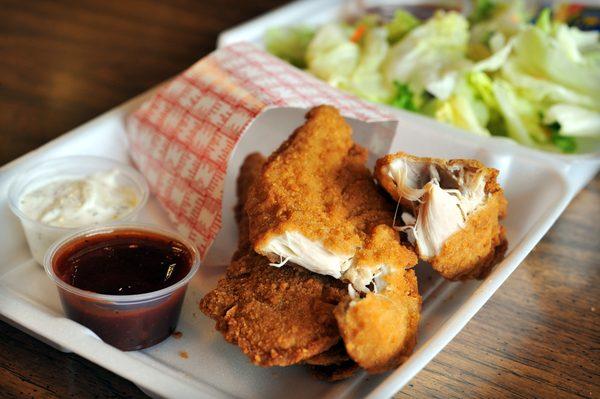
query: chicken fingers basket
[{"left": 200, "top": 105, "right": 508, "bottom": 379}]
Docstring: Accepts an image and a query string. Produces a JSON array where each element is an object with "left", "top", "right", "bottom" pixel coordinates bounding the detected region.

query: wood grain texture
[{"left": 1, "top": 1, "right": 599, "bottom": 398}]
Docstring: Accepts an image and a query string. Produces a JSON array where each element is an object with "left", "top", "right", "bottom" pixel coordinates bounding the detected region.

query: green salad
[{"left": 265, "top": 1, "right": 600, "bottom": 153}]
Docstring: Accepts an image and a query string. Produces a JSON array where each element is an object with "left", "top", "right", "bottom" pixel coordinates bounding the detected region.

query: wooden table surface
[{"left": 1, "top": 1, "right": 599, "bottom": 398}]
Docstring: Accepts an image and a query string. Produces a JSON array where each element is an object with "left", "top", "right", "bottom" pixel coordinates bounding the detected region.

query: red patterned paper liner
[{"left": 126, "top": 42, "right": 395, "bottom": 258}]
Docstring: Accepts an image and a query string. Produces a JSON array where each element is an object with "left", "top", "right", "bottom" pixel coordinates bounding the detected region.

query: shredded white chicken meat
[
  {"left": 263, "top": 232, "right": 394, "bottom": 295},
  {"left": 384, "top": 158, "right": 488, "bottom": 259}
]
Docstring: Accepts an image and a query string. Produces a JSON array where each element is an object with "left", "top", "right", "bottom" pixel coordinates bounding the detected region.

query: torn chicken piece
[
  {"left": 245, "top": 105, "right": 359, "bottom": 280},
  {"left": 200, "top": 153, "right": 350, "bottom": 367},
  {"left": 245, "top": 105, "right": 409, "bottom": 293},
  {"left": 375, "top": 152, "right": 508, "bottom": 280},
  {"left": 245, "top": 106, "right": 421, "bottom": 373},
  {"left": 334, "top": 225, "right": 420, "bottom": 373}
]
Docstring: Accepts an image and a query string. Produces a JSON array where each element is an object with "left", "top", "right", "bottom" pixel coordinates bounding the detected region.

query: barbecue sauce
[
  {"left": 54, "top": 231, "right": 192, "bottom": 295},
  {"left": 51, "top": 229, "right": 194, "bottom": 351}
]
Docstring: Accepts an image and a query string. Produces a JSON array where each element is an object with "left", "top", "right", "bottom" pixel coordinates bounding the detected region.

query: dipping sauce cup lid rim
[
  {"left": 43, "top": 222, "right": 201, "bottom": 303},
  {"left": 8, "top": 155, "right": 149, "bottom": 232}
]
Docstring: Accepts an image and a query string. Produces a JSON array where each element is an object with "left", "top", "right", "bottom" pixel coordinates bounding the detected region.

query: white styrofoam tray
[
  {"left": 2, "top": 1, "right": 599, "bottom": 398},
  {"left": 1, "top": 84, "right": 598, "bottom": 399}
]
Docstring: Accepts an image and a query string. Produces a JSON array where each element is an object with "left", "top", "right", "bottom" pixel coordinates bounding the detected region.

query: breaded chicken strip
[
  {"left": 245, "top": 105, "right": 408, "bottom": 292},
  {"left": 245, "top": 106, "right": 421, "bottom": 373},
  {"left": 200, "top": 254, "right": 348, "bottom": 366},
  {"left": 335, "top": 225, "right": 420, "bottom": 373},
  {"left": 200, "top": 153, "right": 349, "bottom": 367},
  {"left": 375, "top": 152, "right": 508, "bottom": 280}
]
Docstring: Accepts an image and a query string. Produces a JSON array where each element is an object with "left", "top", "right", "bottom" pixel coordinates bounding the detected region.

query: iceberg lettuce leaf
[
  {"left": 386, "top": 10, "right": 420, "bottom": 44},
  {"left": 383, "top": 11, "right": 470, "bottom": 101},
  {"left": 306, "top": 24, "right": 360, "bottom": 86},
  {"left": 491, "top": 79, "right": 547, "bottom": 146},
  {"left": 544, "top": 104, "right": 600, "bottom": 137},
  {"left": 344, "top": 27, "right": 393, "bottom": 102},
  {"left": 265, "top": 26, "right": 315, "bottom": 68},
  {"left": 511, "top": 26, "right": 600, "bottom": 101},
  {"left": 430, "top": 77, "right": 491, "bottom": 136}
]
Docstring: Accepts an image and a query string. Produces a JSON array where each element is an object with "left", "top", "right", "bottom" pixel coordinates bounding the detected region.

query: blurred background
[{"left": 0, "top": 1, "right": 287, "bottom": 165}]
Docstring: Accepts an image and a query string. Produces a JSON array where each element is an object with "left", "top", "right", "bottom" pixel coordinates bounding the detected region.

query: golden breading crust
[
  {"left": 233, "top": 152, "right": 266, "bottom": 257},
  {"left": 245, "top": 105, "right": 392, "bottom": 258},
  {"left": 200, "top": 255, "right": 348, "bottom": 366},
  {"left": 431, "top": 192, "right": 507, "bottom": 280},
  {"left": 334, "top": 225, "right": 420, "bottom": 373},
  {"left": 199, "top": 153, "right": 350, "bottom": 367},
  {"left": 374, "top": 153, "right": 504, "bottom": 203},
  {"left": 374, "top": 152, "right": 507, "bottom": 281},
  {"left": 234, "top": 152, "right": 266, "bottom": 226}
]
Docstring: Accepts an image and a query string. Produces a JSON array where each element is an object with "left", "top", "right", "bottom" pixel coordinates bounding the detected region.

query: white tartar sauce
[{"left": 19, "top": 169, "right": 140, "bottom": 228}]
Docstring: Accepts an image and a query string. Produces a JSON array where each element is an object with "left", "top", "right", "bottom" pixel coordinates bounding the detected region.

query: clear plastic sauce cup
[
  {"left": 8, "top": 156, "right": 149, "bottom": 265},
  {"left": 44, "top": 223, "right": 200, "bottom": 351}
]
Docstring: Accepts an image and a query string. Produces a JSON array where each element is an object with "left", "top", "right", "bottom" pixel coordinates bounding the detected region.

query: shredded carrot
[{"left": 350, "top": 24, "right": 367, "bottom": 43}]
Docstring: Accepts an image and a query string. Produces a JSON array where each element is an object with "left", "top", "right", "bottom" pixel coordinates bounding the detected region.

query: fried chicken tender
[
  {"left": 245, "top": 105, "right": 362, "bottom": 278},
  {"left": 244, "top": 105, "right": 421, "bottom": 373},
  {"left": 200, "top": 255, "right": 349, "bottom": 366},
  {"left": 199, "top": 153, "right": 350, "bottom": 367},
  {"left": 245, "top": 105, "right": 407, "bottom": 292},
  {"left": 375, "top": 152, "right": 508, "bottom": 280},
  {"left": 335, "top": 225, "right": 420, "bottom": 373}
]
